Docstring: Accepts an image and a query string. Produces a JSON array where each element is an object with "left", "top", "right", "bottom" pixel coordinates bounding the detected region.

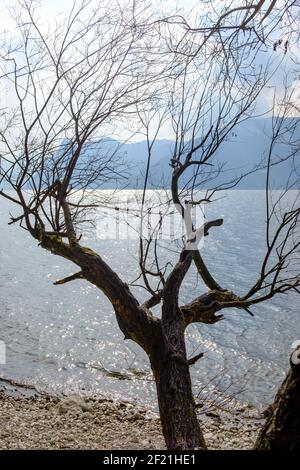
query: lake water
[{"left": 0, "top": 190, "right": 299, "bottom": 410}]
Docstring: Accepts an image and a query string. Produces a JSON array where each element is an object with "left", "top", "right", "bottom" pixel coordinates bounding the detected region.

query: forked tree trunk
[
  {"left": 255, "top": 345, "right": 300, "bottom": 450},
  {"left": 151, "top": 354, "right": 207, "bottom": 450},
  {"left": 40, "top": 234, "right": 207, "bottom": 450},
  {"left": 145, "top": 249, "right": 207, "bottom": 450}
]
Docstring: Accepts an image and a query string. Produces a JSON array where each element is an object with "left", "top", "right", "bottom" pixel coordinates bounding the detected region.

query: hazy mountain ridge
[
  {"left": 97, "top": 117, "right": 300, "bottom": 189},
  {"left": 1, "top": 118, "right": 298, "bottom": 190}
]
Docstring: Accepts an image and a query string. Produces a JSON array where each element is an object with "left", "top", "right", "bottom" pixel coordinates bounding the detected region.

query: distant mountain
[
  {"left": 97, "top": 117, "right": 300, "bottom": 190},
  {"left": 1, "top": 118, "right": 299, "bottom": 191}
]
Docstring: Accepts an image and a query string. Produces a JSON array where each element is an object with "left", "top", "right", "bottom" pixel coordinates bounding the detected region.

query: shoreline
[{"left": 0, "top": 383, "right": 265, "bottom": 450}]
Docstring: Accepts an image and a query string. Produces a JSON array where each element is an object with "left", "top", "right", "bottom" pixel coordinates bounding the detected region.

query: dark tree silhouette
[{"left": 255, "top": 343, "right": 300, "bottom": 450}]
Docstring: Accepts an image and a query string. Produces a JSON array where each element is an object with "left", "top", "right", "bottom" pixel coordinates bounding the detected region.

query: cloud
[{"left": 0, "top": 0, "right": 75, "bottom": 35}]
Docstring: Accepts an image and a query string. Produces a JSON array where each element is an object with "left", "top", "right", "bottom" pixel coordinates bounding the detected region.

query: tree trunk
[
  {"left": 151, "top": 354, "right": 207, "bottom": 450},
  {"left": 41, "top": 234, "right": 207, "bottom": 450},
  {"left": 255, "top": 345, "right": 300, "bottom": 450}
]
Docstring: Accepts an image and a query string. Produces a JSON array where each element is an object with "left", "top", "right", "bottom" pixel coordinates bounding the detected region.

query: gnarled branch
[
  {"left": 180, "top": 289, "right": 240, "bottom": 326},
  {"left": 54, "top": 271, "right": 84, "bottom": 285}
]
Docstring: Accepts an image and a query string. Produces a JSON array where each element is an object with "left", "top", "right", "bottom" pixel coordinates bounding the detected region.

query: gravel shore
[{"left": 0, "top": 390, "right": 265, "bottom": 450}]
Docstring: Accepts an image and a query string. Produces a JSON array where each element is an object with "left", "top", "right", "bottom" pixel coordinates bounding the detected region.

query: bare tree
[
  {"left": 255, "top": 342, "right": 300, "bottom": 449},
  {"left": 131, "top": 19, "right": 300, "bottom": 445},
  {"left": 0, "top": 0, "right": 299, "bottom": 450},
  {"left": 159, "top": 0, "right": 300, "bottom": 55}
]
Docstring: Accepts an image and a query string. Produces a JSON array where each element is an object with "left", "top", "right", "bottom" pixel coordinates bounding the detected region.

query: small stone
[{"left": 56, "top": 397, "right": 91, "bottom": 414}]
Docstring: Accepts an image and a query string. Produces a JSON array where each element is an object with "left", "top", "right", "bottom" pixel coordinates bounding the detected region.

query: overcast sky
[{"left": 0, "top": 0, "right": 298, "bottom": 142}]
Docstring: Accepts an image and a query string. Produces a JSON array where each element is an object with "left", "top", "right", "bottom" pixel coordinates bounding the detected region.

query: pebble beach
[{"left": 0, "top": 389, "right": 265, "bottom": 450}]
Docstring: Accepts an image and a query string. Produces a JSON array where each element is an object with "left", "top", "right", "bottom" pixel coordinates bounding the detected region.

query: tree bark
[
  {"left": 144, "top": 249, "right": 207, "bottom": 450},
  {"left": 255, "top": 345, "right": 300, "bottom": 450},
  {"left": 151, "top": 353, "right": 207, "bottom": 450}
]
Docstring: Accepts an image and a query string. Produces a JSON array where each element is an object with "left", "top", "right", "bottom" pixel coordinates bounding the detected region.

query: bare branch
[
  {"left": 188, "top": 352, "right": 204, "bottom": 366},
  {"left": 54, "top": 271, "right": 84, "bottom": 285}
]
